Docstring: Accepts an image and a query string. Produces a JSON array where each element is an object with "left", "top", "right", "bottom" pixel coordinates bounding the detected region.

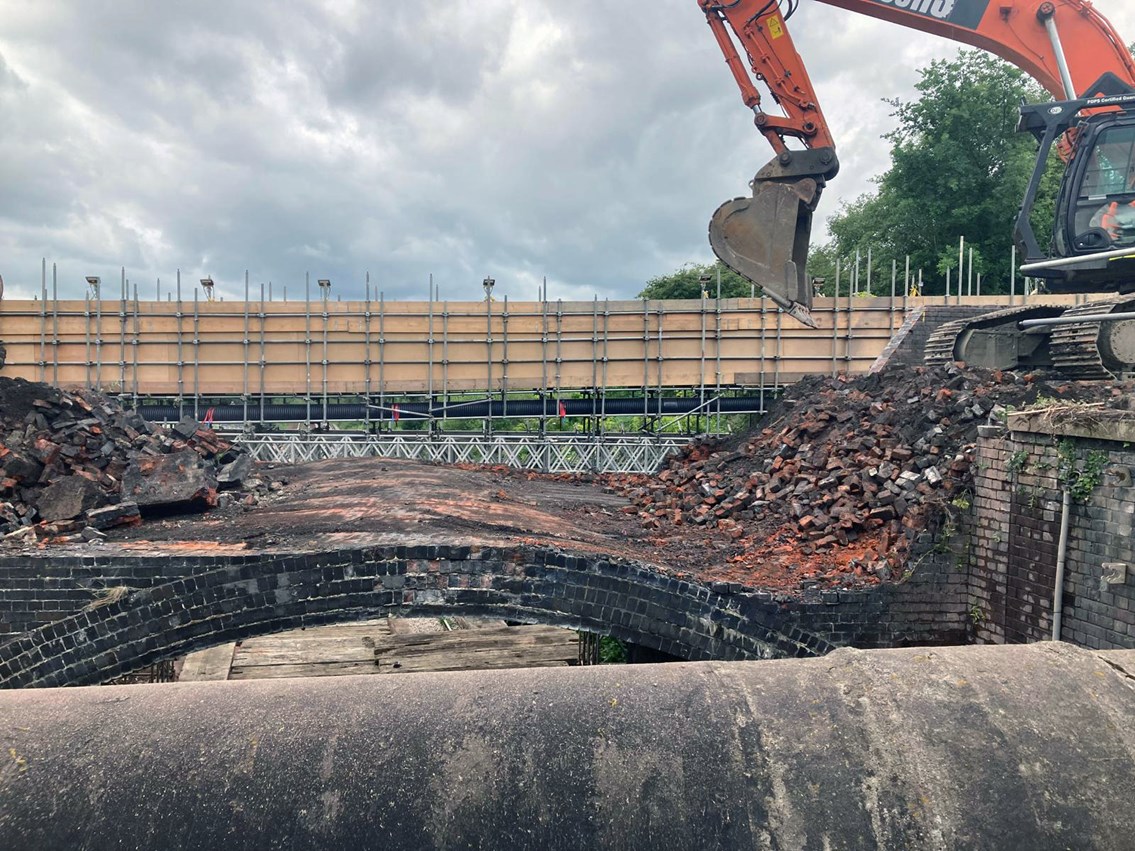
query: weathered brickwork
[
  {"left": 972, "top": 424, "right": 1135, "bottom": 648},
  {"left": 0, "top": 538, "right": 968, "bottom": 687},
  {"left": 0, "top": 558, "right": 186, "bottom": 637}
]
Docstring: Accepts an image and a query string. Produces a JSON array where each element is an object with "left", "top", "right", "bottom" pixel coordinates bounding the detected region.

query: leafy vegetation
[
  {"left": 1057, "top": 441, "right": 1110, "bottom": 503},
  {"left": 598, "top": 635, "right": 628, "bottom": 664},
  {"left": 638, "top": 261, "right": 758, "bottom": 300},
  {"left": 806, "top": 51, "right": 1061, "bottom": 296}
]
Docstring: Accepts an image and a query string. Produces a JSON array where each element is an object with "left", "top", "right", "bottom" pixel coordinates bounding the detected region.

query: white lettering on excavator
[{"left": 870, "top": 0, "right": 959, "bottom": 21}]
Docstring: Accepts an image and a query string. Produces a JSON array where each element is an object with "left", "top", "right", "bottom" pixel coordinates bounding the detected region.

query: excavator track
[
  {"left": 923, "top": 305, "right": 1066, "bottom": 369},
  {"left": 1047, "top": 297, "right": 1135, "bottom": 380}
]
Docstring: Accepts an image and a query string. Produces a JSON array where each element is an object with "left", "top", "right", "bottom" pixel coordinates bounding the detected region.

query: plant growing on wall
[{"left": 1057, "top": 441, "right": 1110, "bottom": 503}]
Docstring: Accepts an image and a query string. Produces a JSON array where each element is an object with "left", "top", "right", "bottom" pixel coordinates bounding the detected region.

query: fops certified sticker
[{"left": 864, "top": 0, "right": 991, "bottom": 30}]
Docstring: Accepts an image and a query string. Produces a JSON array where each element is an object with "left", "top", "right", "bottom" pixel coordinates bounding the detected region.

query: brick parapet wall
[{"left": 972, "top": 425, "right": 1135, "bottom": 648}]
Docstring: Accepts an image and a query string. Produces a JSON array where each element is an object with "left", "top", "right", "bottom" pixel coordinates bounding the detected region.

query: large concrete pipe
[{"left": 2, "top": 643, "right": 1135, "bottom": 850}]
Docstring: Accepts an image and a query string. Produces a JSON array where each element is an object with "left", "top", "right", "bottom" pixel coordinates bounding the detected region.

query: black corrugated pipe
[{"left": 138, "top": 396, "right": 770, "bottom": 423}]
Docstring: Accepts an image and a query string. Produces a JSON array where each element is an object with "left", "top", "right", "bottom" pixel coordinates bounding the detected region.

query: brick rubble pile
[
  {"left": 0, "top": 376, "right": 262, "bottom": 544},
  {"left": 606, "top": 364, "right": 1131, "bottom": 591}
]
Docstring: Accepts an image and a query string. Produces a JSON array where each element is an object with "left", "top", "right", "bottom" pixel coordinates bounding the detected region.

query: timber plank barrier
[{"left": 0, "top": 293, "right": 1085, "bottom": 398}]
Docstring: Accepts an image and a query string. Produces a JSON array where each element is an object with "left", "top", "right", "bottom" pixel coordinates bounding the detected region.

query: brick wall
[{"left": 972, "top": 420, "right": 1135, "bottom": 648}]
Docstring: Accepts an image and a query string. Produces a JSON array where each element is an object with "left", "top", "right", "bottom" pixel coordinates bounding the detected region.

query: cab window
[{"left": 1074, "top": 125, "right": 1135, "bottom": 247}]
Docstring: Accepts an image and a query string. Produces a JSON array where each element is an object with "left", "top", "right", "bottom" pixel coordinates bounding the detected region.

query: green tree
[
  {"left": 638, "top": 261, "right": 756, "bottom": 300},
  {"left": 810, "top": 50, "right": 1059, "bottom": 295}
]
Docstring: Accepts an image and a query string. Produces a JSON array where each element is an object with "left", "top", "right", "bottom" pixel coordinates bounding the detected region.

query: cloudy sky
[{"left": 2, "top": 0, "right": 1134, "bottom": 303}]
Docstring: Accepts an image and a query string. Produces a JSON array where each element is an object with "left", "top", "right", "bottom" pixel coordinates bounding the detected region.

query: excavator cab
[
  {"left": 1017, "top": 82, "right": 1135, "bottom": 294},
  {"left": 1059, "top": 117, "right": 1135, "bottom": 267}
]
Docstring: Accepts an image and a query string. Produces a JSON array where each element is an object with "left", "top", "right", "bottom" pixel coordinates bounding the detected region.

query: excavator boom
[{"left": 702, "top": 0, "right": 1135, "bottom": 326}]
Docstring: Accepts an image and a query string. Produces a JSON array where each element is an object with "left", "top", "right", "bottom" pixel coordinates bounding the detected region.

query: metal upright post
[
  {"left": 1010, "top": 244, "right": 1017, "bottom": 305},
  {"left": 968, "top": 247, "right": 974, "bottom": 297},
  {"left": 131, "top": 284, "right": 140, "bottom": 405},
  {"left": 441, "top": 296, "right": 450, "bottom": 424},
  {"left": 958, "top": 237, "right": 965, "bottom": 303},
  {"left": 51, "top": 264, "right": 59, "bottom": 388},
  {"left": 38, "top": 259, "right": 47, "bottom": 383},
  {"left": 364, "top": 275, "right": 372, "bottom": 429},
  {"left": 94, "top": 277, "right": 103, "bottom": 390},
  {"left": 699, "top": 285, "right": 707, "bottom": 421},
  {"left": 379, "top": 292, "right": 386, "bottom": 428},
  {"left": 427, "top": 274, "right": 435, "bottom": 429},
  {"left": 774, "top": 301, "right": 783, "bottom": 391},
  {"left": 176, "top": 271, "right": 184, "bottom": 419},
  {"left": 759, "top": 292, "right": 767, "bottom": 406},
  {"left": 486, "top": 286, "right": 493, "bottom": 435},
  {"left": 656, "top": 303, "right": 664, "bottom": 422},
  {"left": 830, "top": 260, "right": 839, "bottom": 379},
  {"left": 903, "top": 257, "right": 909, "bottom": 317},
  {"left": 321, "top": 279, "right": 329, "bottom": 424},
  {"left": 889, "top": 259, "right": 897, "bottom": 335},
  {"left": 845, "top": 272, "right": 854, "bottom": 373},
  {"left": 259, "top": 283, "right": 267, "bottom": 424},
  {"left": 305, "top": 273, "right": 312, "bottom": 426},
  {"left": 642, "top": 298, "right": 650, "bottom": 423},
  {"left": 192, "top": 288, "right": 200, "bottom": 420},
  {"left": 502, "top": 294, "right": 510, "bottom": 423},
  {"left": 714, "top": 273, "right": 723, "bottom": 434},
  {"left": 590, "top": 296, "right": 599, "bottom": 433},
  {"left": 600, "top": 298, "right": 609, "bottom": 435},
  {"left": 243, "top": 271, "right": 251, "bottom": 427},
  {"left": 540, "top": 278, "right": 549, "bottom": 435},
  {"left": 555, "top": 299, "right": 564, "bottom": 428},
  {"left": 119, "top": 268, "right": 127, "bottom": 392}
]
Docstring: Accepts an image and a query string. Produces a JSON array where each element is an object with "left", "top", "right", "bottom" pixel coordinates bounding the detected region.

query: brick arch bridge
[
  {"left": 0, "top": 538, "right": 969, "bottom": 688},
  {"left": 0, "top": 544, "right": 848, "bottom": 688}
]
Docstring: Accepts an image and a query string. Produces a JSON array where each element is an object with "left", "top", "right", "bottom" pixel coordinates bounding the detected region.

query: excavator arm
[{"left": 703, "top": 0, "right": 1135, "bottom": 326}]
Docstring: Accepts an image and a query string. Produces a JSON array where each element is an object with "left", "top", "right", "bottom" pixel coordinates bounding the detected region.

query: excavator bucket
[{"left": 709, "top": 177, "right": 819, "bottom": 328}]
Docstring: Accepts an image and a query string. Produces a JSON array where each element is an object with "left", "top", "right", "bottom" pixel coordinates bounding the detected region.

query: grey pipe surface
[
  {"left": 1020, "top": 311, "right": 1135, "bottom": 331},
  {"left": 3, "top": 644, "right": 1135, "bottom": 850},
  {"left": 1054, "top": 487, "right": 1073, "bottom": 640}
]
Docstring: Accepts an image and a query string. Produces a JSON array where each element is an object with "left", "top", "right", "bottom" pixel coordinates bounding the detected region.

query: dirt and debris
[
  {"left": 599, "top": 364, "right": 1134, "bottom": 591},
  {"left": 2, "top": 364, "right": 1131, "bottom": 597},
  {"left": 0, "top": 376, "right": 264, "bottom": 545}
]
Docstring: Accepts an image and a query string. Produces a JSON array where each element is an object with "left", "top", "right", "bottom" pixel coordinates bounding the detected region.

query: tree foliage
[
  {"left": 807, "top": 51, "right": 1060, "bottom": 295},
  {"left": 637, "top": 261, "right": 756, "bottom": 300}
]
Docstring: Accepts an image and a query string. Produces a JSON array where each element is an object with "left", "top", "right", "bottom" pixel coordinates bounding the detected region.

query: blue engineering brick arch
[{"left": 0, "top": 542, "right": 968, "bottom": 688}]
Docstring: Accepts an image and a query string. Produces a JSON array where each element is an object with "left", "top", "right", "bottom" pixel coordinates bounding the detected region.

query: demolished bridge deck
[{"left": 0, "top": 457, "right": 970, "bottom": 688}]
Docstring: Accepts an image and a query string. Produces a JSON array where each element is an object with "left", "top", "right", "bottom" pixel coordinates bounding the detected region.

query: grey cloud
[{"left": 2, "top": 0, "right": 1134, "bottom": 303}]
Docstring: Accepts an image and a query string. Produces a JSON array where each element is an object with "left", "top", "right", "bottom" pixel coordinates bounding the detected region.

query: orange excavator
[{"left": 703, "top": 0, "right": 1135, "bottom": 377}]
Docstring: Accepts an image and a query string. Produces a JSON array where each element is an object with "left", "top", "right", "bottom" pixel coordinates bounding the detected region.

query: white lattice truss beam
[{"left": 236, "top": 434, "right": 698, "bottom": 474}]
